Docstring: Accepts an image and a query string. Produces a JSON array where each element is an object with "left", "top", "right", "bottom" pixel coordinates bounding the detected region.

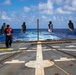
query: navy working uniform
[{"left": 5, "top": 25, "right": 13, "bottom": 48}]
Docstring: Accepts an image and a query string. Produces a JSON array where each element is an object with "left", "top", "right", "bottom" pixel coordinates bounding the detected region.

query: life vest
[{"left": 6, "top": 28, "right": 12, "bottom": 36}]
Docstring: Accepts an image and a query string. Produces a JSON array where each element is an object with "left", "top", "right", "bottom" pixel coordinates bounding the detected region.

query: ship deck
[{"left": 0, "top": 39, "right": 76, "bottom": 75}]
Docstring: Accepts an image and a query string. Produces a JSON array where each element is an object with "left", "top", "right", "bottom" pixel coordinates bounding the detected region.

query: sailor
[
  {"left": 48, "top": 21, "right": 53, "bottom": 32},
  {"left": 5, "top": 25, "right": 13, "bottom": 48},
  {"left": 21, "top": 22, "right": 26, "bottom": 33},
  {"left": 1, "top": 23, "right": 6, "bottom": 34},
  {"left": 68, "top": 20, "right": 74, "bottom": 31}
]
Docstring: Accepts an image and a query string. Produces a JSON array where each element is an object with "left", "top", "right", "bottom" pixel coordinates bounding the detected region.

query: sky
[{"left": 0, "top": 0, "right": 76, "bottom": 29}]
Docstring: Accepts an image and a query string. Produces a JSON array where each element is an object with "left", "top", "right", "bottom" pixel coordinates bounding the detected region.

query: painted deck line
[
  {"left": 54, "top": 57, "right": 75, "bottom": 61},
  {"left": 52, "top": 46, "right": 60, "bottom": 48},
  {"left": 0, "top": 48, "right": 13, "bottom": 51},
  {"left": 25, "top": 42, "right": 54, "bottom": 75},
  {"left": 54, "top": 64, "right": 71, "bottom": 75},
  {"left": 19, "top": 47, "right": 26, "bottom": 50},
  {"left": 0, "top": 51, "right": 20, "bottom": 55},
  {"left": 58, "top": 48, "right": 76, "bottom": 51},
  {"left": 5, "top": 60, "right": 25, "bottom": 64},
  {"left": 66, "top": 45, "right": 76, "bottom": 47},
  {"left": 35, "top": 42, "right": 44, "bottom": 75}
]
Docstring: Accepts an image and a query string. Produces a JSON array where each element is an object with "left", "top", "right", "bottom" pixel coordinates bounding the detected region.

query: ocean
[{"left": 0, "top": 29, "right": 76, "bottom": 42}]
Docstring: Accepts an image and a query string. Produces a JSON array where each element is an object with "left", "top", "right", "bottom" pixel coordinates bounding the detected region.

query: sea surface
[{"left": 0, "top": 29, "right": 76, "bottom": 42}]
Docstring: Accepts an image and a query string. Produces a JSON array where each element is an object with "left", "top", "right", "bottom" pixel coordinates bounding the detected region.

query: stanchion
[{"left": 37, "top": 19, "right": 39, "bottom": 41}]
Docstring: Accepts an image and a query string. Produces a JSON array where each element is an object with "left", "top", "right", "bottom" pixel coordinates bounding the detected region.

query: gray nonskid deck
[{"left": 0, "top": 40, "right": 76, "bottom": 75}]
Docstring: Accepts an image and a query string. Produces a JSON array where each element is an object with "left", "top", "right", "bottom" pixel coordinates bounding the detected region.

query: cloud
[
  {"left": 64, "top": 6, "right": 76, "bottom": 11},
  {"left": 24, "top": 7, "right": 30, "bottom": 12},
  {"left": 42, "top": 15, "right": 47, "bottom": 19},
  {"left": 53, "top": 16, "right": 57, "bottom": 21},
  {"left": 63, "top": 0, "right": 76, "bottom": 12},
  {"left": 37, "top": 0, "right": 75, "bottom": 15},
  {"left": 24, "top": 0, "right": 76, "bottom": 15},
  {"left": 3, "top": 0, "right": 11, "bottom": 5},
  {"left": 71, "top": 0, "right": 76, "bottom": 10},
  {"left": 1, "top": 12, "right": 11, "bottom": 21},
  {"left": 64, "top": 0, "right": 70, "bottom": 4},
  {"left": 56, "top": 7, "right": 72, "bottom": 14},
  {"left": 54, "top": 0, "right": 64, "bottom": 5},
  {"left": 52, "top": 16, "right": 64, "bottom": 22},
  {"left": 38, "top": 0, "right": 54, "bottom": 14},
  {"left": 72, "top": 0, "right": 76, "bottom": 7},
  {"left": 9, "top": 12, "right": 26, "bottom": 22},
  {"left": 46, "top": 0, "right": 76, "bottom": 14},
  {"left": 54, "top": 0, "right": 70, "bottom": 5}
]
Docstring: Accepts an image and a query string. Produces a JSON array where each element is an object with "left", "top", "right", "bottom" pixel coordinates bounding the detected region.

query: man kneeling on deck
[{"left": 5, "top": 25, "right": 13, "bottom": 48}]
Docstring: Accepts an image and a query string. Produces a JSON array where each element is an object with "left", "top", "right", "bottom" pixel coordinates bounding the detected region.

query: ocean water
[{"left": 0, "top": 29, "right": 76, "bottom": 42}]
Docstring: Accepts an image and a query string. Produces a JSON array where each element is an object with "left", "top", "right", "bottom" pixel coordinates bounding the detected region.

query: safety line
[{"left": 54, "top": 64, "right": 70, "bottom": 75}]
